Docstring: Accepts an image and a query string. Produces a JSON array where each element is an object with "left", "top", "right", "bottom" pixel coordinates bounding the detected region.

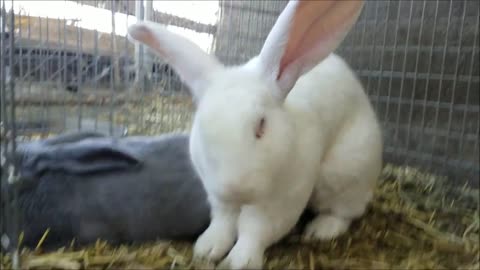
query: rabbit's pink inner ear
[
  {"left": 277, "top": 1, "right": 336, "bottom": 78},
  {"left": 128, "top": 22, "right": 223, "bottom": 101},
  {"left": 128, "top": 24, "right": 167, "bottom": 58},
  {"left": 275, "top": 0, "right": 364, "bottom": 95}
]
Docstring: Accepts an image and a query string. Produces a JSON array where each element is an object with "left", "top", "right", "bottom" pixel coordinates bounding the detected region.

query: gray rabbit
[{"left": 1, "top": 131, "right": 210, "bottom": 251}]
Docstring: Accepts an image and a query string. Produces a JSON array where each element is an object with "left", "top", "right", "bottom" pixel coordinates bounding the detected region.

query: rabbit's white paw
[
  {"left": 303, "top": 215, "right": 350, "bottom": 241},
  {"left": 193, "top": 221, "right": 236, "bottom": 262},
  {"left": 218, "top": 239, "right": 263, "bottom": 270}
]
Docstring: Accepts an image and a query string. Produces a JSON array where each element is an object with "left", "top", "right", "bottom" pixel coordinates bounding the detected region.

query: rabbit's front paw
[
  {"left": 218, "top": 240, "right": 263, "bottom": 270},
  {"left": 302, "top": 215, "right": 350, "bottom": 241},
  {"left": 193, "top": 222, "right": 236, "bottom": 263}
]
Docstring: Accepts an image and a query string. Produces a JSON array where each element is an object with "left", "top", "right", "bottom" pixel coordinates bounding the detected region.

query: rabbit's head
[{"left": 128, "top": 0, "right": 364, "bottom": 203}]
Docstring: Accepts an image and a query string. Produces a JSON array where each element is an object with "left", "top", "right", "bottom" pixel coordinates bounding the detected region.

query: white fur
[
  {"left": 189, "top": 54, "right": 382, "bottom": 269},
  {"left": 128, "top": 1, "right": 381, "bottom": 269}
]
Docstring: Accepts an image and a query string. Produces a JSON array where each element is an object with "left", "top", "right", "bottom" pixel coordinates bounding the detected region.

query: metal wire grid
[
  {"left": 213, "top": 0, "right": 479, "bottom": 184},
  {"left": 335, "top": 0, "right": 479, "bottom": 184},
  {"left": 1, "top": 0, "right": 479, "bottom": 185},
  {"left": 3, "top": 1, "right": 132, "bottom": 137},
  {"left": 214, "top": 1, "right": 288, "bottom": 65},
  {"left": 1, "top": 1, "right": 205, "bottom": 139},
  {"left": 1, "top": 0, "right": 20, "bottom": 266}
]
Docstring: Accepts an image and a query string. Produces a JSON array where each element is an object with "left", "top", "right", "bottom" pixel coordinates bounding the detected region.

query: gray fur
[{"left": 1, "top": 132, "right": 210, "bottom": 251}]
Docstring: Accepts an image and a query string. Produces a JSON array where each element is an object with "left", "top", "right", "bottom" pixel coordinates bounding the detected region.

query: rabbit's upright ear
[
  {"left": 258, "top": 0, "right": 364, "bottom": 100},
  {"left": 128, "top": 21, "right": 223, "bottom": 101}
]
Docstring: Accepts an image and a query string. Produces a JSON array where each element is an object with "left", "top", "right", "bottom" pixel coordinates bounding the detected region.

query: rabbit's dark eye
[{"left": 255, "top": 117, "right": 266, "bottom": 139}]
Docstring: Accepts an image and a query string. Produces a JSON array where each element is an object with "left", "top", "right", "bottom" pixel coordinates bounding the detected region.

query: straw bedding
[{"left": 2, "top": 163, "right": 478, "bottom": 270}]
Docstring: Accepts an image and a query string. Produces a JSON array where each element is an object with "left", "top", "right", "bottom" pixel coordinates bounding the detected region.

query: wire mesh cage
[
  {"left": 338, "top": 0, "right": 479, "bottom": 185},
  {"left": 1, "top": 0, "right": 479, "bottom": 269},
  {"left": 215, "top": 0, "right": 479, "bottom": 185}
]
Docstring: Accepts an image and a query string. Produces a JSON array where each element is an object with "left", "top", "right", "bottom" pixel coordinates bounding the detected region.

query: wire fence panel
[
  {"left": 215, "top": 0, "right": 479, "bottom": 185},
  {"left": 336, "top": 0, "right": 479, "bottom": 185},
  {"left": 0, "top": 0, "right": 479, "bottom": 265},
  {"left": 1, "top": 0, "right": 478, "bottom": 186}
]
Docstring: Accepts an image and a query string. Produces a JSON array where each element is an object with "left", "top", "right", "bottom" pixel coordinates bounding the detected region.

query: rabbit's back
[
  {"left": 288, "top": 54, "right": 369, "bottom": 113},
  {"left": 66, "top": 134, "right": 210, "bottom": 244},
  {"left": 286, "top": 54, "right": 382, "bottom": 215},
  {"left": 72, "top": 136, "right": 209, "bottom": 243},
  {"left": 284, "top": 52, "right": 382, "bottom": 195},
  {"left": 285, "top": 53, "right": 379, "bottom": 144},
  {"left": 7, "top": 134, "right": 210, "bottom": 249}
]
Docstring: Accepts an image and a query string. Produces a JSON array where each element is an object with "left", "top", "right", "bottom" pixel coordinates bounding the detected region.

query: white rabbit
[{"left": 127, "top": 0, "right": 382, "bottom": 269}]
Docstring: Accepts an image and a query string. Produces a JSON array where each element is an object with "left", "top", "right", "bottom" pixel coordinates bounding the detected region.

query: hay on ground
[{"left": 1, "top": 164, "right": 478, "bottom": 270}]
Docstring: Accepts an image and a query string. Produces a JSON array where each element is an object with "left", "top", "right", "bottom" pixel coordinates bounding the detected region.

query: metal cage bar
[{"left": 1, "top": 0, "right": 478, "bottom": 187}]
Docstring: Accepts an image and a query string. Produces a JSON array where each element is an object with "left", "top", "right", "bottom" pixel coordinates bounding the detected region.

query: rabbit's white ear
[
  {"left": 128, "top": 21, "right": 222, "bottom": 100},
  {"left": 258, "top": 0, "right": 364, "bottom": 100}
]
